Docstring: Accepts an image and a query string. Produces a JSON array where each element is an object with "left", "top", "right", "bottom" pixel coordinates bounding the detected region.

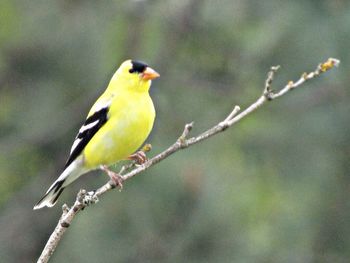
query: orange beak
[{"left": 142, "top": 67, "right": 160, "bottom": 80}]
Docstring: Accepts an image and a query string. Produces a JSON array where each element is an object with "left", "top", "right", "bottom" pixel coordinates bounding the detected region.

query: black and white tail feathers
[
  {"left": 33, "top": 180, "right": 65, "bottom": 209},
  {"left": 33, "top": 159, "right": 86, "bottom": 210}
]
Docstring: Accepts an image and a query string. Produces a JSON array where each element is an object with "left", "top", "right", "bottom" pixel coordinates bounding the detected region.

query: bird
[{"left": 33, "top": 60, "right": 160, "bottom": 210}]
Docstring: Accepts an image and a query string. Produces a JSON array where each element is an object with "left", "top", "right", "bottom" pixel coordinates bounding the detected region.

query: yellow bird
[{"left": 34, "top": 60, "right": 159, "bottom": 209}]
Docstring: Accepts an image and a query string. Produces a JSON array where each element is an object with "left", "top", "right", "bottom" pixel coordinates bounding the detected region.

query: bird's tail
[
  {"left": 33, "top": 180, "right": 66, "bottom": 210},
  {"left": 33, "top": 160, "right": 86, "bottom": 210}
]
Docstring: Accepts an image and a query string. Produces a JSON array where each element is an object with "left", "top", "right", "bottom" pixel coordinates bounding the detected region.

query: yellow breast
[{"left": 83, "top": 92, "right": 155, "bottom": 169}]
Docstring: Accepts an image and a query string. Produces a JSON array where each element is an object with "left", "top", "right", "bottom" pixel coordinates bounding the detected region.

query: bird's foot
[
  {"left": 100, "top": 165, "right": 124, "bottom": 191},
  {"left": 128, "top": 150, "right": 148, "bottom": 165}
]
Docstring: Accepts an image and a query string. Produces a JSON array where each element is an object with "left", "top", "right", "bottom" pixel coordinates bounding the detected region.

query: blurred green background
[{"left": 0, "top": 0, "right": 349, "bottom": 262}]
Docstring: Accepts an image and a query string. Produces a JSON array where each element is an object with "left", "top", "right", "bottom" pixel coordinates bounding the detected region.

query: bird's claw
[
  {"left": 128, "top": 151, "right": 148, "bottom": 164},
  {"left": 109, "top": 173, "right": 124, "bottom": 191},
  {"left": 100, "top": 165, "right": 124, "bottom": 191}
]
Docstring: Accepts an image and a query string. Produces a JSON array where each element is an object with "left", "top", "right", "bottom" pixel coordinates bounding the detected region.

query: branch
[{"left": 37, "top": 58, "right": 340, "bottom": 263}]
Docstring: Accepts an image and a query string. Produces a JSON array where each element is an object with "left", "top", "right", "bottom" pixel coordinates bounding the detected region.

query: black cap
[{"left": 129, "top": 60, "right": 148, "bottom": 73}]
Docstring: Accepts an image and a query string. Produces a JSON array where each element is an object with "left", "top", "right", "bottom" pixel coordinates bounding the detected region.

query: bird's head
[{"left": 112, "top": 60, "right": 160, "bottom": 93}]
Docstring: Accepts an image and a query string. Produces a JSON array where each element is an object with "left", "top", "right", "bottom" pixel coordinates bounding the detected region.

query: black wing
[{"left": 64, "top": 106, "right": 109, "bottom": 168}]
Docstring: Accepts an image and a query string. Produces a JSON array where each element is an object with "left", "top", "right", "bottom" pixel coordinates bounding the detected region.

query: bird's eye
[{"left": 129, "top": 68, "right": 135, "bottom": 74}]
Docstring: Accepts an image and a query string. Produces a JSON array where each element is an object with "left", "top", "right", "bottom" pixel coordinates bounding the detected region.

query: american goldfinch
[{"left": 34, "top": 60, "right": 160, "bottom": 210}]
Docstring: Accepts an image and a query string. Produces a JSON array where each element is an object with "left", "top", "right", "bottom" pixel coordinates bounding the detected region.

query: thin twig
[
  {"left": 264, "top": 65, "right": 280, "bottom": 99},
  {"left": 37, "top": 58, "right": 340, "bottom": 263}
]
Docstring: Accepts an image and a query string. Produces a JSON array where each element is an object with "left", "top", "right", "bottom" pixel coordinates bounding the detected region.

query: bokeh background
[{"left": 0, "top": 0, "right": 349, "bottom": 262}]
